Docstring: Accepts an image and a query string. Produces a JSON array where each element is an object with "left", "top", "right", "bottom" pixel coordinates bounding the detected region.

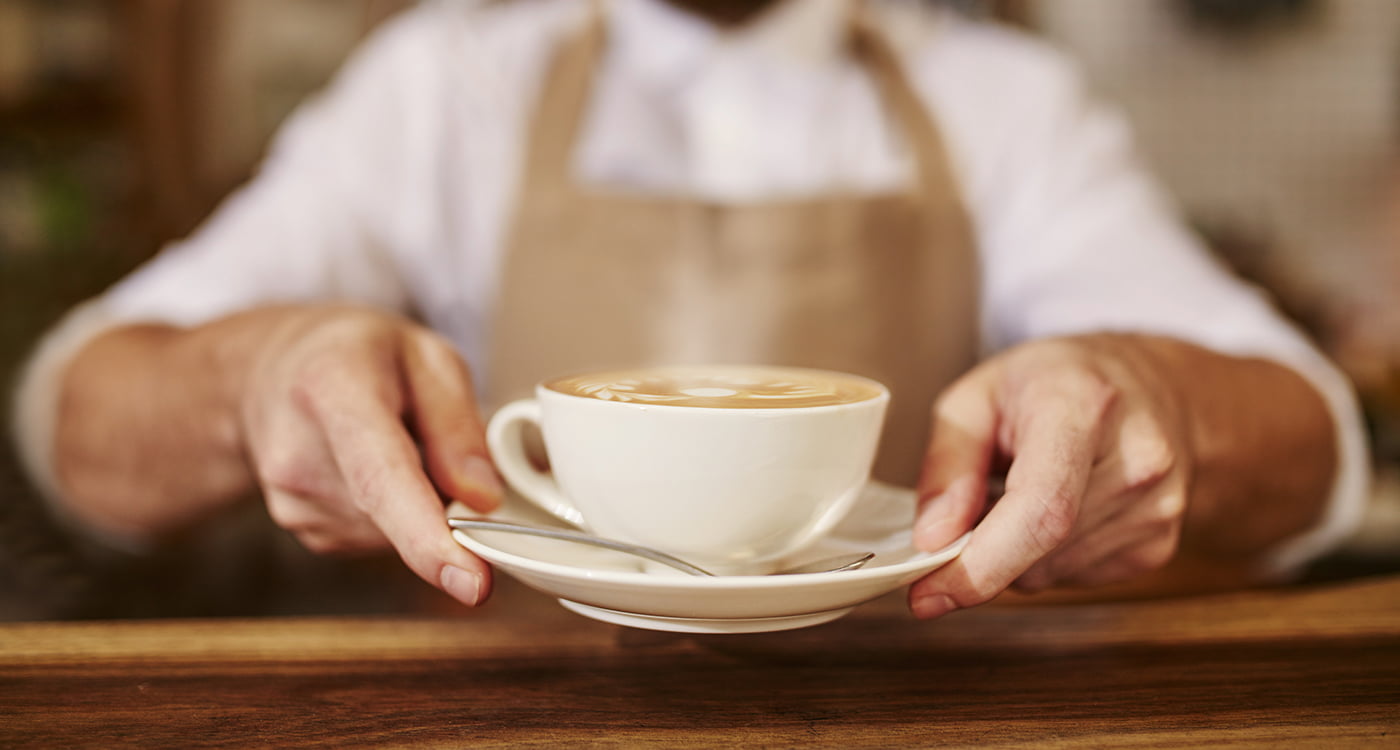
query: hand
[
  {"left": 238, "top": 306, "right": 501, "bottom": 606},
  {"left": 907, "top": 335, "right": 1192, "bottom": 619}
]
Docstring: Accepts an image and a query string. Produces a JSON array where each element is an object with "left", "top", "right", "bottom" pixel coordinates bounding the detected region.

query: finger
[
  {"left": 914, "top": 372, "right": 999, "bottom": 551},
  {"left": 1046, "top": 552, "right": 1143, "bottom": 590},
  {"left": 914, "top": 475, "right": 984, "bottom": 552},
  {"left": 1063, "top": 407, "right": 1178, "bottom": 541},
  {"left": 305, "top": 365, "right": 493, "bottom": 607},
  {"left": 247, "top": 368, "right": 353, "bottom": 504},
  {"left": 909, "top": 376, "right": 1111, "bottom": 618},
  {"left": 1055, "top": 528, "right": 1180, "bottom": 589},
  {"left": 1019, "top": 479, "right": 1186, "bottom": 590},
  {"left": 401, "top": 329, "right": 502, "bottom": 513},
  {"left": 264, "top": 488, "right": 389, "bottom": 556},
  {"left": 248, "top": 391, "right": 367, "bottom": 544}
]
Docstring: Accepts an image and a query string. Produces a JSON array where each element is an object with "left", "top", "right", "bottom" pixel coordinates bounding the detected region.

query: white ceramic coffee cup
[{"left": 486, "top": 365, "right": 889, "bottom": 574}]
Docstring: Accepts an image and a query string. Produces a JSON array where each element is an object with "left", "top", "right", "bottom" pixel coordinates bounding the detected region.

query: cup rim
[{"left": 537, "top": 365, "right": 889, "bottom": 412}]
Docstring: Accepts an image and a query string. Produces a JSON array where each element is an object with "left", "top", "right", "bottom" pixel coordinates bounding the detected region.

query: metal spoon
[{"left": 447, "top": 518, "right": 875, "bottom": 577}]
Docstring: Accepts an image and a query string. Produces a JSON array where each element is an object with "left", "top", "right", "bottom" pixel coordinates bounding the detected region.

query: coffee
[{"left": 545, "top": 365, "right": 883, "bottom": 409}]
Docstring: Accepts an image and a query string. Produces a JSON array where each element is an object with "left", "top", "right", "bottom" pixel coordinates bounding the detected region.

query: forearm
[
  {"left": 53, "top": 310, "right": 295, "bottom": 539},
  {"left": 1124, "top": 335, "right": 1337, "bottom": 560}
]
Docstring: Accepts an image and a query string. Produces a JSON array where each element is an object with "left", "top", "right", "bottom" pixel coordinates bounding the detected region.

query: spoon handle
[{"left": 447, "top": 518, "right": 715, "bottom": 577}]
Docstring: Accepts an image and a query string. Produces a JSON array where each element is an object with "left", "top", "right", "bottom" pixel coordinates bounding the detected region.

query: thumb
[
  {"left": 401, "top": 327, "right": 502, "bottom": 513},
  {"left": 914, "top": 369, "right": 999, "bottom": 551}
]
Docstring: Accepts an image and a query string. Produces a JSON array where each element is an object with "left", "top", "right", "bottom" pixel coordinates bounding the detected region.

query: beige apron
[{"left": 489, "top": 3, "right": 980, "bottom": 485}]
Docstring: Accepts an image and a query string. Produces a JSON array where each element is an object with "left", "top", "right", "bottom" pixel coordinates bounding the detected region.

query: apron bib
[{"left": 489, "top": 2, "right": 980, "bottom": 484}]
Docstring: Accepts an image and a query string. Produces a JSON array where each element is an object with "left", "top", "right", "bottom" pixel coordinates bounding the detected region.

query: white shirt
[{"left": 12, "top": 0, "right": 1369, "bottom": 571}]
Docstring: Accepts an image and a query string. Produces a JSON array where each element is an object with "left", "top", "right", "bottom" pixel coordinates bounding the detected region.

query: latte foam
[{"left": 545, "top": 366, "right": 883, "bottom": 409}]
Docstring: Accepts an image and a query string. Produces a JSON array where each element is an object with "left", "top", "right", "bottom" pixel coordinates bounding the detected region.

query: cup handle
[{"left": 486, "top": 399, "right": 586, "bottom": 528}]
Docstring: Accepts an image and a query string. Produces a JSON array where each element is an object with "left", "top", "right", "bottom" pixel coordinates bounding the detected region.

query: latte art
[{"left": 546, "top": 366, "right": 883, "bottom": 409}]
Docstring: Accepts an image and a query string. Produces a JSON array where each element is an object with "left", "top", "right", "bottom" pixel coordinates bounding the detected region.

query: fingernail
[
  {"left": 441, "top": 565, "right": 485, "bottom": 607},
  {"left": 911, "top": 594, "right": 958, "bottom": 620},
  {"left": 462, "top": 455, "right": 503, "bottom": 505}
]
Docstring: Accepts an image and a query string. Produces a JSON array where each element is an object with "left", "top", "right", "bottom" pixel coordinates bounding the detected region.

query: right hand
[{"left": 237, "top": 306, "right": 501, "bottom": 606}]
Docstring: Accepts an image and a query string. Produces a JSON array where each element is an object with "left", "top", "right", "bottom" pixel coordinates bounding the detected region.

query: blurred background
[{"left": 2, "top": 0, "right": 1399, "bottom": 618}]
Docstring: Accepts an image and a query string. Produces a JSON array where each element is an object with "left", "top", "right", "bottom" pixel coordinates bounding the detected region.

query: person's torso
[{"left": 362, "top": 0, "right": 969, "bottom": 379}]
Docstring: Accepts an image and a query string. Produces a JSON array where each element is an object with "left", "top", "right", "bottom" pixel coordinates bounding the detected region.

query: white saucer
[{"left": 448, "top": 482, "right": 967, "bottom": 633}]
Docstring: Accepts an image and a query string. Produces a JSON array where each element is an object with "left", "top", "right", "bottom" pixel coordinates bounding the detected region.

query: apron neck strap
[{"left": 522, "top": 1, "right": 608, "bottom": 191}]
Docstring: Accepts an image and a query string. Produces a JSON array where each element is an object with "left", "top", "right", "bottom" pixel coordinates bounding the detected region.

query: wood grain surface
[{"left": 3, "top": 575, "right": 1398, "bottom": 748}]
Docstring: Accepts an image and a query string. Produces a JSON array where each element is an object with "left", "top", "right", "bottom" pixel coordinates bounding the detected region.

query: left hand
[{"left": 907, "top": 335, "right": 1193, "bottom": 619}]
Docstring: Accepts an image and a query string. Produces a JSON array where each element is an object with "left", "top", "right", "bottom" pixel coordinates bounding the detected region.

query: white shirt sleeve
[{"left": 920, "top": 20, "right": 1370, "bottom": 575}]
